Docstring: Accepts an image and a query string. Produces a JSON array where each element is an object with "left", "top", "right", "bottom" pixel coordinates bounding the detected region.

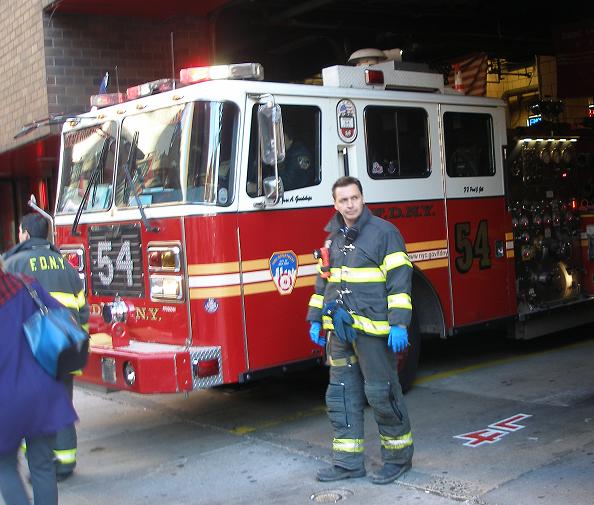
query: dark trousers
[
  {"left": 0, "top": 434, "right": 57, "bottom": 505},
  {"left": 326, "top": 332, "right": 414, "bottom": 470}
]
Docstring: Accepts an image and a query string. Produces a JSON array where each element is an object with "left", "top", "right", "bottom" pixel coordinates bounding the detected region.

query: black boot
[
  {"left": 370, "top": 462, "right": 411, "bottom": 485},
  {"left": 316, "top": 465, "right": 366, "bottom": 482}
]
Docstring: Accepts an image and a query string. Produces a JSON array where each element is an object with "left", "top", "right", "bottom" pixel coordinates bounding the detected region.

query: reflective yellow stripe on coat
[
  {"left": 351, "top": 314, "right": 390, "bottom": 335},
  {"left": 387, "top": 293, "right": 412, "bottom": 310},
  {"left": 328, "top": 267, "right": 385, "bottom": 283},
  {"left": 323, "top": 314, "right": 390, "bottom": 335},
  {"left": 380, "top": 251, "right": 412, "bottom": 275},
  {"left": 50, "top": 290, "right": 86, "bottom": 311},
  {"left": 308, "top": 294, "right": 324, "bottom": 309}
]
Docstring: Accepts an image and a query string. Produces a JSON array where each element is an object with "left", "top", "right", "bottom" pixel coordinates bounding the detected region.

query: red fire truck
[{"left": 50, "top": 60, "right": 594, "bottom": 393}]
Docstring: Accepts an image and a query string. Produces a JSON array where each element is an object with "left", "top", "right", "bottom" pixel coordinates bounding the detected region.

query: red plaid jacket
[{"left": 0, "top": 270, "right": 24, "bottom": 306}]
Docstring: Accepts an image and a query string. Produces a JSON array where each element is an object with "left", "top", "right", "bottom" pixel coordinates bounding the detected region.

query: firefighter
[
  {"left": 307, "top": 176, "right": 414, "bottom": 484},
  {"left": 279, "top": 126, "right": 313, "bottom": 191},
  {"left": 2, "top": 213, "right": 89, "bottom": 482}
]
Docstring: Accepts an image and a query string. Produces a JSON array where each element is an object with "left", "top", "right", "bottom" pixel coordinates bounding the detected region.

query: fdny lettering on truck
[{"left": 372, "top": 205, "right": 434, "bottom": 220}]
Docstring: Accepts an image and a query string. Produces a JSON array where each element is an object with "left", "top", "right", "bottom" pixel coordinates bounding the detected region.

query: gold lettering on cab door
[{"left": 135, "top": 307, "right": 161, "bottom": 321}]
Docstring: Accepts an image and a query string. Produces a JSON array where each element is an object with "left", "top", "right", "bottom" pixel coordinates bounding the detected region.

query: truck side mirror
[
  {"left": 263, "top": 176, "right": 284, "bottom": 205},
  {"left": 258, "top": 102, "right": 285, "bottom": 165},
  {"left": 255, "top": 100, "right": 285, "bottom": 206}
]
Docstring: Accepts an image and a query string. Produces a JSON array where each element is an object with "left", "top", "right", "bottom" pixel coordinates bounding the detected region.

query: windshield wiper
[
  {"left": 71, "top": 138, "right": 110, "bottom": 236},
  {"left": 122, "top": 131, "right": 159, "bottom": 233}
]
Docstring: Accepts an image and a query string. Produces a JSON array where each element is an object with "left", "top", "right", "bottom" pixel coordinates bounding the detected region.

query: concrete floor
[{"left": 10, "top": 328, "right": 594, "bottom": 505}]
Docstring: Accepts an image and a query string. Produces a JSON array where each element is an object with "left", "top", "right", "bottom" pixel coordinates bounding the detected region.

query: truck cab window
[
  {"left": 444, "top": 112, "right": 495, "bottom": 177},
  {"left": 247, "top": 104, "right": 321, "bottom": 196},
  {"left": 364, "top": 106, "right": 430, "bottom": 179},
  {"left": 57, "top": 122, "right": 117, "bottom": 214}
]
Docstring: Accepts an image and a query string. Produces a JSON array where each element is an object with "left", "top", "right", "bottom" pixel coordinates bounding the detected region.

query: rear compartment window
[
  {"left": 444, "top": 112, "right": 495, "bottom": 177},
  {"left": 364, "top": 106, "right": 430, "bottom": 179}
]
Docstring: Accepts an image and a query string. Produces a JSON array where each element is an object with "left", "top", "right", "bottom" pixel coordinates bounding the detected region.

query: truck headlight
[{"left": 150, "top": 275, "right": 183, "bottom": 301}]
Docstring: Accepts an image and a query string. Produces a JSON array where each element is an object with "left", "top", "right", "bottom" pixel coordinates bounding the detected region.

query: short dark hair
[
  {"left": 20, "top": 213, "right": 49, "bottom": 239},
  {"left": 332, "top": 176, "right": 363, "bottom": 199}
]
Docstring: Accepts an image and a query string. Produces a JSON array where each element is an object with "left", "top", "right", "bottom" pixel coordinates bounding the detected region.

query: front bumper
[{"left": 78, "top": 333, "right": 223, "bottom": 394}]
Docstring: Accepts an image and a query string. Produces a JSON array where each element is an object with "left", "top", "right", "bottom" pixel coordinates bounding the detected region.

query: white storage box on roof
[{"left": 322, "top": 60, "right": 445, "bottom": 92}]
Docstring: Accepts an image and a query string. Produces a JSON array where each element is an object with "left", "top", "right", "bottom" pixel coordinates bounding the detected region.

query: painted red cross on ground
[{"left": 454, "top": 413, "right": 532, "bottom": 447}]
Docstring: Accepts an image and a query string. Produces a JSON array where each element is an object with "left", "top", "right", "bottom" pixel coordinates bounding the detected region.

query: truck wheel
[{"left": 397, "top": 313, "right": 421, "bottom": 393}]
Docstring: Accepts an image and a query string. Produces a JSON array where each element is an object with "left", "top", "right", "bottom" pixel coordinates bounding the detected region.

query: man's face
[{"left": 333, "top": 183, "right": 364, "bottom": 227}]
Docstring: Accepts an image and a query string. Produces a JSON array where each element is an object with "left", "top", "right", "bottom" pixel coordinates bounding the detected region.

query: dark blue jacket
[{"left": 0, "top": 270, "right": 77, "bottom": 455}]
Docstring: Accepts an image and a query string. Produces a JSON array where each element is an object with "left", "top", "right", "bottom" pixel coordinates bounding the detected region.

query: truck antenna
[{"left": 170, "top": 32, "right": 176, "bottom": 89}]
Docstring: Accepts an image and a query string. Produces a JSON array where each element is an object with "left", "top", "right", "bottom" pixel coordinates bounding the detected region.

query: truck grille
[{"left": 88, "top": 223, "right": 145, "bottom": 298}]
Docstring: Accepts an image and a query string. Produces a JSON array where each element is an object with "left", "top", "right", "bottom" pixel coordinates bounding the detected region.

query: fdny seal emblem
[
  {"left": 204, "top": 298, "right": 219, "bottom": 313},
  {"left": 269, "top": 250, "right": 299, "bottom": 295}
]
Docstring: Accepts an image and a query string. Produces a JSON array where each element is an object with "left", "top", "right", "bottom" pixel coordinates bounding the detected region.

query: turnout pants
[
  {"left": 54, "top": 375, "right": 77, "bottom": 477},
  {"left": 325, "top": 332, "right": 414, "bottom": 470}
]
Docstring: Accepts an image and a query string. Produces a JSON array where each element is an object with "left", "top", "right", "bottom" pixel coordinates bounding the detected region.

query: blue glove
[
  {"left": 322, "top": 301, "right": 338, "bottom": 317},
  {"left": 309, "top": 321, "right": 326, "bottom": 347},
  {"left": 322, "top": 302, "right": 356, "bottom": 343},
  {"left": 332, "top": 306, "right": 357, "bottom": 343},
  {"left": 388, "top": 326, "right": 408, "bottom": 353}
]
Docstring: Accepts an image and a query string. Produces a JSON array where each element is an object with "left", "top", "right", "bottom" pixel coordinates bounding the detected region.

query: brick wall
[
  {"left": 44, "top": 13, "right": 211, "bottom": 119},
  {"left": 0, "top": 5, "right": 210, "bottom": 152},
  {"left": 0, "top": 0, "right": 48, "bottom": 152}
]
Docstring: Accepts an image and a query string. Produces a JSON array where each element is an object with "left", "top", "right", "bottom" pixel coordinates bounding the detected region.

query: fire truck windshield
[
  {"left": 56, "top": 100, "right": 239, "bottom": 214},
  {"left": 114, "top": 100, "right": 239, "bottom": 208},
  {"left": 57, "top": 122, "right": 117, "bottom": 214}
]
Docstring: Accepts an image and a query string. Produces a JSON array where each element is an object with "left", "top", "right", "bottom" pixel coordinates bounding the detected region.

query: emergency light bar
[
  {"left": 126, "top": 78, "right": 176, "bottom": 100},
  {"left": 87, "top": 63, "right": 264, "bottom": 110},
  {"left": 90, "top": 92, "right": 126, "bottom": 108},
  {"left": 179, "top": 63, "right": 264, "bottom": 85}
]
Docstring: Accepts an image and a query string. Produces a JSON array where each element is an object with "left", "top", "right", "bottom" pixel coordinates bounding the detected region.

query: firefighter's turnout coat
[
  {"left": 307, "top": 206, "right": 414, "bottom": 470},
  {"left": 2, "top": 236, "right": 88, "bottom": 475},
  {"left": 307, "top": 206, "right": 413, "bottom": 333},
  {"left": 2, "top": 237, "right": 88, "bottom": 329}
]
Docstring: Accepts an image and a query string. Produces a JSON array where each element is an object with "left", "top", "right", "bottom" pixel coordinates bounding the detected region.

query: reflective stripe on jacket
[{"left": 307, "top": 206, "right": 412, "bottom": 335}]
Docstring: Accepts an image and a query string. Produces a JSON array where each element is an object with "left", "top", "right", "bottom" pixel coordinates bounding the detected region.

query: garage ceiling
[
  {"left": 212, "top": 0, "right": 593, "bottom": 81},
  {"left": 46, "top": 0, "right": 593, "bottom": 82}
]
